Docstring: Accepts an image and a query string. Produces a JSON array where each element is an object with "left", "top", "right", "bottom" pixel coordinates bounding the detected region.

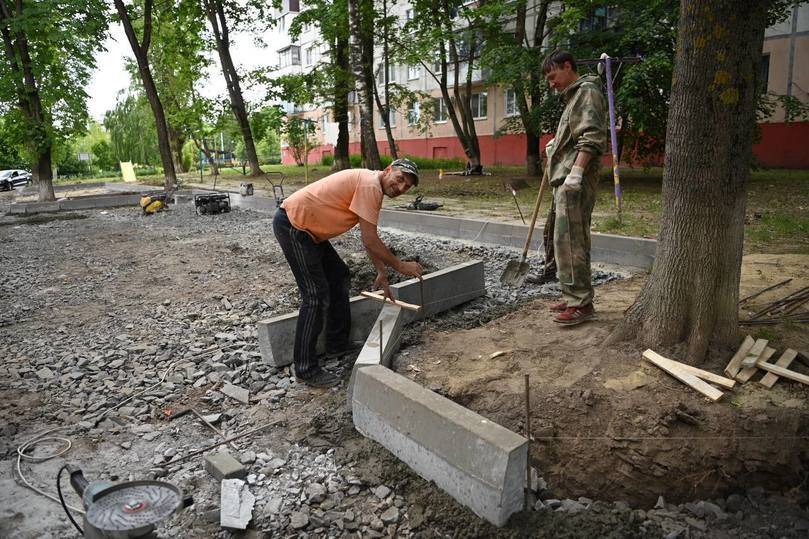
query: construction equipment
[
  {"left": 264, "top": 171, "right": 287, "bottom": 207},
  {"left": 194, "top": 192, "right": 231, "bottom": 215},
  {"left": 59, "top": 465, "right": 190, "bottom": 538},
  {"left": 501, "top": 172, "right": 549, "bottom": 286},
  {"left": 139, "top": 192, "right": 167, "bottom": 215}
]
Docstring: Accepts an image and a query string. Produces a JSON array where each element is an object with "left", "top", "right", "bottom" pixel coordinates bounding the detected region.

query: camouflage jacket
[{"left": 547, "top": 75, "right": 608, "bottom": 188}]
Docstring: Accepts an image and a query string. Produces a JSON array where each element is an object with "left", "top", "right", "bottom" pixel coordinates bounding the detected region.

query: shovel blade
[{"left": 500, "top": 259, "right": 530, "bottom": 286}]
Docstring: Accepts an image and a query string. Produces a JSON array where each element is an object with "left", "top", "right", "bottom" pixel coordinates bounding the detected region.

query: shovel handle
[{"left": 521, "top": 168, "right": 549, "bottom": 260}]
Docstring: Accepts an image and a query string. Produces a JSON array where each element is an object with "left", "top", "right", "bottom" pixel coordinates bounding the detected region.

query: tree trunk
[
  {"left": 1, "top": 0, "right": 55, "bottom": 200},
  {"left": 376, "top": 0, "right": 397, "bottom": 159},
  {"left": 205, "top": 0, "right": 262, "bottom": 176},
  {"left": 607, "top": 0, "right": 769, "bottom": 364},
  {"left": 525, "top": 131, "right": 541, "bottom": 177},
  {"left": 114, "top": 0, "right": 177, "bottom": 193},
  {"left": 333, "top": 35, "right": 351, "bottom": 171},
  {"left": 348, "top": 0, "right": 380, "bottom": 169},
  {"left": 169, "top": 124, "right": 186, "bottom": 173},
  {"left": 200, "top": 138, "right": 219, "bottom": 176}
]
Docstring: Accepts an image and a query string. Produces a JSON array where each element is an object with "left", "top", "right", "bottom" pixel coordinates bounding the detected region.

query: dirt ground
[
  {"left": 2, "top": 186, "right": 808, "bottom": 538},
  {"left": 400, "top": 254, "right": 809, "bottom": 510}
]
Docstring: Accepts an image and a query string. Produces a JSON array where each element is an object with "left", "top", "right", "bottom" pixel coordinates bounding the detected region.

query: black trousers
[{"left": 272, "top": 208, "right": 351, "bottom": 376}]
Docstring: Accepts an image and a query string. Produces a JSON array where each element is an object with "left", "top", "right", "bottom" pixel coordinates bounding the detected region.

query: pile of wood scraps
[
  {"left": 739, "top": 279, "right": 809, "bottom": 326},
  {"left": 642, "top": 337, "right": 809, "bottom": 402}
]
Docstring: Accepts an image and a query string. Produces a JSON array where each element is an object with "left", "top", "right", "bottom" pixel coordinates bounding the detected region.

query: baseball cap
[{"left": 391, "top": 158, "right": 419, "bottom": 186}]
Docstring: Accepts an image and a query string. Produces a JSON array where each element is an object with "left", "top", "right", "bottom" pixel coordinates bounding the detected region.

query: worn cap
[{"left": 391, "top": 158, "right": 419, "bottom": 185}]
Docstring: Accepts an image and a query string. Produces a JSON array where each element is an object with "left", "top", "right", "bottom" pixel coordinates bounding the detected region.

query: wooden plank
[
  {"left": 740, "top": 339, "right": 769, "bottom": 369},
  {"left": 642, "top": 351, "right": 724, "bottom": 402},
  {"left": 724, "top": 335, "right": 755, "bottom": 378},
  {"left": 759, "top": 349, "right": 798, "bottom": 388},
  {"left": 642, "top": 350, "right": 736, "bottom": 389},
  {"left": 736, "top": 347, "right": 775, "bottom": 383},
  {"left": 360, "top": 291, "right": 421, "bottom": 312},
  {"left": 756, "top": 361, "right": 809, "bottom": 387}
]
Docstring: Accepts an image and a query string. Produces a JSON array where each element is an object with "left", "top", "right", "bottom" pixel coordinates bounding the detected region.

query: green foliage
[
  {"left": 104, "top": 91, "right": 161, "bottom": 165},
  {"left": 285, "top": 118, "right": 317, "bottom": 166},
  {"left": 348, "top": 153, "right": 462, "bottom": 170},
  {"left": 321, "top": 154, "right": 334, "bottom": 167},
  {"left": 0, "top": 0, "right": 108, "bottom": 166}
]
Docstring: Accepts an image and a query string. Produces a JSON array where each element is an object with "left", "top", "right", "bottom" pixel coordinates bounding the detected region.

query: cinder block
[
  {"left": 352, "top": 365, "right": 527, "bottom": 527},
  {"left": 257, "top": 295, "right": 382, "bottom": 368},
  {"left": 391, "top": 260, "right": 486, "bottom": 323},
  {"left": 204, "top": 451, "right": 247, "bottom": 481}
]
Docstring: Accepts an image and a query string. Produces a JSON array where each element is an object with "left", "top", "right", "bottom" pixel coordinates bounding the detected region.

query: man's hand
[
  {"left": 562, "top": 165, "right": 584, "bottom": 192},
  {"left": 373, "top": 270, "right": 393, "bottom": 300},
  {"left": 397, "top": 260, "right": 423, "bottom": 278}
]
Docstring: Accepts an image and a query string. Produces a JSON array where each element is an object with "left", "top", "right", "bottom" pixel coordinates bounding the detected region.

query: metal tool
[
  {"left": 501, "top": 170, "right": 549, "bottom": 286},
  {"left": 264, "top": 171, "right": 287, "bottom": 207},
  {"left": 61, "top": 465, "right": 189, "bottom": 538}
]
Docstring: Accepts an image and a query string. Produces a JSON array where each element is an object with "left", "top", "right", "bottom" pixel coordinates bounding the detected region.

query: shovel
[{"left": 500, "top": 170, "right": 549, "bottom": 286}]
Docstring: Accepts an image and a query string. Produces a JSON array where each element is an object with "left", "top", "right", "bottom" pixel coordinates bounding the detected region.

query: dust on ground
[{"left": 399, "top": 254, "right": 809, "bottom": 512}]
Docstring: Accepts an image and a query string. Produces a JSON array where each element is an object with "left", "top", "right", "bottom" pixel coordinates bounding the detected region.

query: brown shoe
[
  {"left": 553, "top": 304, "right": 595, "bottom": 325},
  {"left": 549, "top": 301, "right": 568, "bottom": 312}
]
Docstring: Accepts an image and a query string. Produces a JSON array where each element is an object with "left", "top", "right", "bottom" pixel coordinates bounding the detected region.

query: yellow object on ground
[{"left": 120, "top": 161, "right": 137, "bottom": 183}]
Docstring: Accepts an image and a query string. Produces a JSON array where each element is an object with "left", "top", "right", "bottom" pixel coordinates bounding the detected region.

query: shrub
[{"left": 321, "top": 154, "right": 334, "bottom": 166}]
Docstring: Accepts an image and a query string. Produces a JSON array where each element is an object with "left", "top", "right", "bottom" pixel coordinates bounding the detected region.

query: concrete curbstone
[
  {"left": 379, "top": 209, "right": 656, "bottom": 269},
  {"left": 347, "top": 303, "right": 404, "bottom": 404},
  {"left": 257, "top": 296, "right": 382, "bottom": 368},
  {"left": 352, "top": 365, "right": 527, "bottom": 527}
]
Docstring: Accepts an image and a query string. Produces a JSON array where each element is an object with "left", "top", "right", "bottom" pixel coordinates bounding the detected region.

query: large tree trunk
[
  {"left": 525, "top": 131, "right": 541, "bottom": 177},
  {"left": 607, "top": 0, "right": 769, "bottom": 364},
  {"left": 348, "top": 0, "right": 380, "bottom": 169},
  {"left": 114, "top": 0, "right": 177, "bottom": 193},
  {"left": 374, "top": 0, "right": 398, "bottom": 159},
  {"left": 205, "top": 0, "right": 262, "bottom": 176},
  {"left": 333, "top": 35, "right": 351, "bottom": 171},
  {"left": 195, "top": 137, "right": 219, "bottom": 176},
  {"left": 34, "top": 146, "right": 54, "bottom": 200}
]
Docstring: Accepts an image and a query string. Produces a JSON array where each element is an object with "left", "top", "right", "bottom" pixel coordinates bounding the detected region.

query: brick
[{"left": 204, "top": 451, "right": 247, "bottom": 481}]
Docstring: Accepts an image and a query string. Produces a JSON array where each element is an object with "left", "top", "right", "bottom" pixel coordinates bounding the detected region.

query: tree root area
[{"left": 397, "top": 254, "right": 809, "bottom": 508}]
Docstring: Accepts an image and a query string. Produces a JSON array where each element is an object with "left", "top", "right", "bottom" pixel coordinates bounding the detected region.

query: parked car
[{"left": 0, "top": 169, "right": 32, "bottom": 191}]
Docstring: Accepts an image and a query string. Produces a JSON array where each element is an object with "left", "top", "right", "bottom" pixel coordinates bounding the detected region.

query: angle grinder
[{"left": 61, "top": 465, "right": 191, "bottom": 538}]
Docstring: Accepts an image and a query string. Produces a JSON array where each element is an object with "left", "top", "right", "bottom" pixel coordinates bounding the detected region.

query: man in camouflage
[{"left": 543, "top": 51, "right": 607, "bottom": 325}]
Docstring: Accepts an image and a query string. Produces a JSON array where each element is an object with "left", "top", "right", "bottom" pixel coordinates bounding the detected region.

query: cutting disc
[{"left": 86, "top": 480, "right": 183, "bottom": 535}]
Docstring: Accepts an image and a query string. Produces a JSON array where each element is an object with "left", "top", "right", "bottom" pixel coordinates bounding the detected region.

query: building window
[
  {"left": 288, "top": 0, "right": 300, "bottom": 13},
  {"left": 407, "top": 102, "right": 420, "bottom": 125},
  {"left": 471, "top": 92, "right": 487, "bottom": 119},
  {"left": 279, "top": 15, "right": 285, "bottom": 32},
  {"left": 408, "top": 65, "right": 421, "bottom": 80},
  {"left": 433, "top": 97, "right": 448, "bottom": 122},
  {"left": 278, "top": 46, "right": 301, "bottom": 68},
  {"left": 759, "top": 53, "right": 770, "bottom": 93},
  {"left": 504, "top": 89, "right": 518, "bottom": 117},
  {"left": 305, "top": 47, "right": 314, "bottom": 66},
  {"left": 405, "top": 8, "right": 415, "bottom": 20}
]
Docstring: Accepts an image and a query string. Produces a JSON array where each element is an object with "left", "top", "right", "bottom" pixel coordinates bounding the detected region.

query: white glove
[
  {"left": 545, "top": 138, "right": 556, "bottom": 159},
  {"left": 563, "top": 165, "right": 584, "bottom": 190}
]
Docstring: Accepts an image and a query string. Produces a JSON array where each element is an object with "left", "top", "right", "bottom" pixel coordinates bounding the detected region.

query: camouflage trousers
[{"left": 553, "top": 184, "right": 596, "bottom": 307}]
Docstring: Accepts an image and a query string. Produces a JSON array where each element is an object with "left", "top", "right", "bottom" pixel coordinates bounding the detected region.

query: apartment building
[{"left": 272, "top": 2, "right": 809, "bottom": 169}]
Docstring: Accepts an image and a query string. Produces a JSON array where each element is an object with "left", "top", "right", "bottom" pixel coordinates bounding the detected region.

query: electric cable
[{"left": 57, "top": 465, "right": 84, "bottom": 535}]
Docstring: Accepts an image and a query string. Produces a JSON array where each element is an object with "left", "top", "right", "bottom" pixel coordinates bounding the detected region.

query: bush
[
  {"left": 349, "top": 154, "right": 362, "bottom": 167},
  {"left": 321, "top": 154, "right": 334, "bottom": 167},
  {"left": 346, "top": 154, "right": 464, "bottom": 170}
]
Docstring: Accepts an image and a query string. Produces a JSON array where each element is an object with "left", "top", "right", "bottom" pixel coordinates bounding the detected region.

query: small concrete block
[
  {"left": 258, "top": 295, "right": 382, "bottom": 367},
  {"left": 204, "top": 451, "right": 247, "bottom": 480},
  {"left": 220, "top": 382, "right": 249, "bottom": 404},
  {"left": 352, "top": 365, "right": 527, "bottom": 527},
  {"left": 220, "top": 478, "right": 255, "bottom": 529}
]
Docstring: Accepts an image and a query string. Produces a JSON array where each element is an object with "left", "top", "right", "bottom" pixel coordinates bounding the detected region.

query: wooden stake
[
  {"left": 524, "top": 373, "right": 531, "bottom": 511},
  {"left": 642, "top": 350, "right": 736, "bottom": 389},
  {"left": 736, "top": 347, "right": 775, "bottom": 383},
  {"left": 724, "top": 335, "right": 755, "bottom": 378}
]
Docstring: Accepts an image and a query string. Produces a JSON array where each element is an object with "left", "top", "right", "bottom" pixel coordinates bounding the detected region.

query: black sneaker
[{"left": 296, "top": 369, "right": 341, "bottom": 388}]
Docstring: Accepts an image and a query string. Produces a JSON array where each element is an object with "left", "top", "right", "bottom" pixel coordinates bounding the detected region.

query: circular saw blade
[{"left": 86, "top": 481, "right": 183, "bottom": 534}]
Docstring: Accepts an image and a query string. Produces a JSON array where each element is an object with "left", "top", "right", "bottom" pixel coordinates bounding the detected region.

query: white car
[{"left": 0, "top": 169, "right": 32, "bottom": 191}]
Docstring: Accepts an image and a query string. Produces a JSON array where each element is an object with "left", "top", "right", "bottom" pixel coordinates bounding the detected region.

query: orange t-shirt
[{"left": 281, "top": 168, "right": 383, "bottom": 242}]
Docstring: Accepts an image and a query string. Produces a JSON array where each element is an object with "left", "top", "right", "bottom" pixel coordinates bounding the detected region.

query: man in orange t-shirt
[{"left": 273, "top": 159, "right": 423, "bottom": 388}]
